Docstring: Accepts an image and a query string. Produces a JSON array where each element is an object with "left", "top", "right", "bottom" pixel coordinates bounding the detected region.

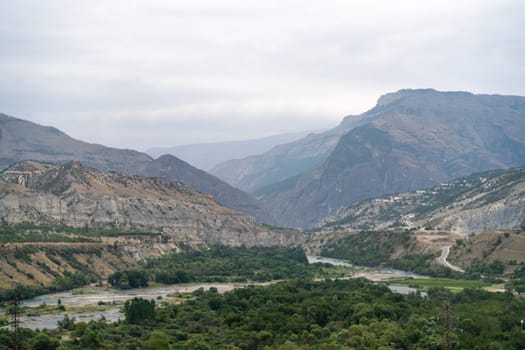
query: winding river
[
  {"left": 14, "top": 256, "right": 424, "bottom": 330},
  {"left": 18, "top": 283, "right": 262, "bottom": 330}
]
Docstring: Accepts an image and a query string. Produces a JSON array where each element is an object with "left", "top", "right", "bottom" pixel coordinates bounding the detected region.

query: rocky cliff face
[
  {"left": 415, "top": 169, "right": 525, "bottom": 235},
  {"left": 0, "top": 161, "right": 304, "bottom": 247},
  {"left": 0, "top": 113, "right": 264, "bottom": 219},
  {"left": 318, "top": 167, "right": 525, "bottom": 236},
  {"left": 260, "top": 89, "right": 525, "bottom": 228}
]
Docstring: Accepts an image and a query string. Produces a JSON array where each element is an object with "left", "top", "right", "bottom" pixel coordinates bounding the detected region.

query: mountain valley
[
  {"left": 3, "top": 2, "right": 525, "bottom": 347},
  {"left": 0, "top": 89, "right": 524, "bottom": 349},
  {"left": 210, "top": 113, "right": 369, "bottom": 194},
  {"left": 147, "top": 131, "right": 311, "bottom": 171}
]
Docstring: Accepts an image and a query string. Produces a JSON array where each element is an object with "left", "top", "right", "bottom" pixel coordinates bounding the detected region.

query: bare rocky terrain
[
  {"left": 0, "top": 161, "right": 304, "bottom": 247},
  {"left": 317, "top": 167, "right": 525, "bottom": 236}
]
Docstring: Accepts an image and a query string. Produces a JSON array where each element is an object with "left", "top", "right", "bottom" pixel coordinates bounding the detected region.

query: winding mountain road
[{"left": 439, "top": 246, "right": 465, "bottom": 273}]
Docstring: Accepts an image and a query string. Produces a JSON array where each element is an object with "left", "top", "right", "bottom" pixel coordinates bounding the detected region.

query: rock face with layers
[
  {"left": 0, "top": 161, "right": 304, "bottom": 247},
  {"left": 318, "top": 167, "right": 525, "bottom": 236}
]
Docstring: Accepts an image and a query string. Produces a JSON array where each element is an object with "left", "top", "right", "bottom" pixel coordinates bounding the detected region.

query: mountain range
[
  {"left": 146, "top": 131, "right": 311, "bottom": 171},
  {"left": 0, "top": 113, "right": 263, "bottom": 219},
  {"left": 2, "top": 88, "right": 525, "bottom": 232},
  {"left": 210, "top": 113, "right": 368, "bottom": 194},
  {"left": 255, "top": 89, "right": 525, "bottom": 228}
]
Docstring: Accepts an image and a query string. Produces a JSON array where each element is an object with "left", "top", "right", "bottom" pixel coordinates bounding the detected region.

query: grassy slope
[
  {"left": 449, "top": 230, "right": 525, "bottom": 274},
  {"left": 388, "top": 278, "right": 492, "bottom": 292}
]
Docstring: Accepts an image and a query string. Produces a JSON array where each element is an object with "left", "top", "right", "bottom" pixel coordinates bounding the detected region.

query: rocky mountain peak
[
  {"left": 374, "top": 88, "right": 477, "bottom": 108},
  {"left": 259, "top": 89, "right": 525, "bottom": 228}
]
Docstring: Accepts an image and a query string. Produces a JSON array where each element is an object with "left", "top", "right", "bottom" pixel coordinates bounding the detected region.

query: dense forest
[
  {"left": 0, "top": 239, "right": 524, "bottom": 349},
  {"left": 108, "top": 246, "right": 324, "bottom": 289},
  {"left": 1, "top": 278, "right": 524, "bottom": 349}
]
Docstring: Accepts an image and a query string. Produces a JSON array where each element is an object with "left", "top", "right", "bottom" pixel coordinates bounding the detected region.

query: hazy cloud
[{"left": 1, "top": 0, "right": 524, "bottom": 150}]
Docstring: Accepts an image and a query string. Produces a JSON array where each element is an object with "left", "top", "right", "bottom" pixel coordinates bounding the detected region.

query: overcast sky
[{"left": 1, "top": 0, "right": 524, "bottom": 150}]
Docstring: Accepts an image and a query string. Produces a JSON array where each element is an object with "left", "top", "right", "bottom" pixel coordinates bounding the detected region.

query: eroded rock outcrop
[{"left": 0, "top": 161, "right": 304, "bottom": 247}]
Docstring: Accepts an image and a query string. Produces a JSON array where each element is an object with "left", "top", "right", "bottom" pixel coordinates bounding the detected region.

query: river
[
  {"left": 306, "top": 255, "right": 426, "bottom": 281},
  {"left": 307, "top": 255, "right": 426, "bottom": 296},
  {"left": 15, "top": 256, "right": 425, "bottom": 330},
  {"left": 18, "top": 283, "right": 262, "bottom": 330}
]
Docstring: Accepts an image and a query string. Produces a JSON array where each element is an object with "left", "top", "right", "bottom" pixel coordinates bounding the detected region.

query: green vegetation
[
  {"left": 108, "top": 246, "right": 334, "bottom": 289},
  {"left": 320, "top": 230, "right": 414, "bottom": 266},
  {"left": 465, "top": 260, "right": 506, "bottom": 276},
  {"left": 0, "top": 220, "right": 161, "bottom": 243},
  {"left": 1, "top": 278, "right": 524, "bottom": 349},
  {"left": 319, "top": 230, "right": 448, "bottom": 276},
  {"left": 0, "top": 221, "right": 97, "bottom": 243},
  {"left": 506, "top": 266, "right": 525, "bottom": 295},
  {"left": 108, "top": 270, "right": 149, "bottom": 289},
  {"left": 319, "top": 230, "right": 511, "bottom": 281},
  {"left": 124, "top": 297, "right": 156, "bottom": 324},
  {"left": 388, "top": 278, "right": 492, "bottom": 292},
  {"left": 0, "top": 270, "right": 96, "bottom": 303}
]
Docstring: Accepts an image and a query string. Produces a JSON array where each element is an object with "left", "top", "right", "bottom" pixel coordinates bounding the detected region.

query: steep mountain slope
[
  {"left": 317, "top": 167, "right": 525, "bottom": 236},
  {"left": 261, "top": 89, "right": 525, "bottom": 228},
  {"left": 0, "top": 241, "right": 147, "bottom": 292},
  {"left": 210, "top": 114, "right": 368, "bottom": 193},
  {"left": 0, "top": 113, "right": 263, "bottom": 218},
  {"left": 147, "top": 131, "right": 310, "bottom": 171},
  {"left": 0, "top": 161, "right": 303, "bottom": 246},
  {"left": 137, "top": 155, "right": 265, "bottom": 220}
]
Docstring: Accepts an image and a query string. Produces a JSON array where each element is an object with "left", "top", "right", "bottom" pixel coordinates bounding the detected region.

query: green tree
[
  {"left": 29, "top": 333, "right": 60, "bottom": 350},
  {"left": 79, "top": 329, "right": 100, "bottom": 349},
  {"left": 57, "top": 315, "right": 75, "bottom": 331},
  {"left": 145, "top": 330, "right": 171, "bottom": 350},
  {"left": 185, "top": 339, "right": 211, "bottom": 350},
  {"left": 124, "top": 297, "right": 156, "bottom": 324}
]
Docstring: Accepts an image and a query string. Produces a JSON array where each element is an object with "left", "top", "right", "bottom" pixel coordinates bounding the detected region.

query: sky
[{"left": 1, "top": 0, "right": 524, "bottom": 150}]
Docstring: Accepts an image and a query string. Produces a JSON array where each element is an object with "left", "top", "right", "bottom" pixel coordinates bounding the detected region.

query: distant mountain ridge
[
  {"left": 0, "top": 161, "right": 304, "bottom": 247},
  {"left": 0, "top": 113, "right": 264, "bottom": 219},
  {"left": 0, "top": 113, "right": 151, "bottom": 172},
  {"left": 259, "top": 89, "right": 525, "bottom": 228},
  {"left": 317, "top": 167, "right": 525, "bottom": 236},
  {"left": 147, "top": 131, "right": 311, "bottom": 171},
  {"left": 210, "top": 114, "right": 369, "bottom": 193}
]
